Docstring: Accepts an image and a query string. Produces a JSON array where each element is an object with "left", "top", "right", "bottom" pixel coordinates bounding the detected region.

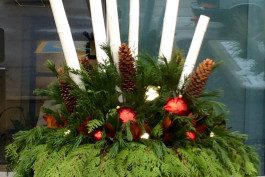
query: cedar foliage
[
  {"left": 6, "top": 45, "right": 259, "bottom": 177},
  {"left": 6, "top": 127, "right": 259, "bottom": 177}
]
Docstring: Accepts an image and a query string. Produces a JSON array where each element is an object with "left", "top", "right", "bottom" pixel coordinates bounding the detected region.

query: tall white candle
[
  {"left": 178, "top": 15, "right": 210, "bottom": 89},
  {"left": 49, "top": 0, "right": 83, "bottom": 87},
  {"left": 106, "top": 0, "right": 121, "bottom": 66},
  {"left": 89, "top": 0, "right": 108, "bottom": 64},
  {"left": 159, "top": 0, "right": 180, "bottom": 61},
  {"left": 128, "top": 0, "right": 139, "bottom": 58}
]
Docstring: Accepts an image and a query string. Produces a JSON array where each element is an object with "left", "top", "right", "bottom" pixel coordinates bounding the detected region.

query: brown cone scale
[
  {"left": 185, "top": 59, "right": 215, "bottom": 97},
  {"left": 79, "top": 57, "right": 97, "bottom": 70},
  {"left": 118, "top": 43, "right": 136, "bottom": 92},
  {"left": 57, "top": 67, "right": 77, "bottom": 114}
]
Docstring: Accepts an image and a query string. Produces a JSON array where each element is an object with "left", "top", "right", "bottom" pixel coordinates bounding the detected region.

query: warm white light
[
  {"left": 64, "top": 129, "right": 71, "bottom": 136},
  {"left": 116, "top": 86, "right": 124, "bottom": 103},
  {"left": 210, "top": 132, "right": 215, "bottom": 137},
  {"left": 145, "top": 86, "right": 160, "bottom": 101},
  {"left": 118, "top": 94, "right": 124, "bottom": 103},
  {"left": 141, "top": 133, "right": 150, "bottom": 139}
]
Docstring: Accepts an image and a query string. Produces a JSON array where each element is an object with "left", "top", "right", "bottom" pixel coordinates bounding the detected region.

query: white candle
[
  {"left": 106, "top": 0, "right": 121, "bottom": 66},
  {"left": 128, "top": 0, "right": 139, "bottom": 58},
  {"left": 159, "top": 0, "right": 180, "bottom": 61},
  {"left": 89, "top": 0, "right": 108, "bottom": 64},
  {"left": 49, "top": 0, "right": 83, "bottom": 87},
  {"left": 178, "top": 15, "right": 210, "bottom": 89}
]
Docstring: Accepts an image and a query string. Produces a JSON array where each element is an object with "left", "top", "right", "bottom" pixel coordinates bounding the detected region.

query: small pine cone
[
  {"left": 185, "top": 59, "right": 215, "bottom": 97},
  {"left": 59, "top": 82, "right": 77, "bottom": 114},
  {"left": 79, "top": 57, "right": 91, "bottom": 69},
  {"left": 57, "top": 67, "right": 77, "bottom": 114},
  {"left": 57, "top": 66, "right": 65, "bottom": 76},
  {"left": 119, "top": 43, "right": 136, "bottom": 91},
  {"left": 79, "top": 57, "right": 96, "bottom": 70}
]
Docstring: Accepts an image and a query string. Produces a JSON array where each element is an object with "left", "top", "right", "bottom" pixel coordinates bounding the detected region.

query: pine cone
[
  {"left": 57, "top": 67, "right": 77, "bottom": 114},
  {"left": 185, "top": 59, "right": 215, "bottom": 97},
  {"left": 118, "top": 43, "right": 136, "bottom": 92},
  {"left": 79, "top": 57, "right": 97, "bottom": 70}
]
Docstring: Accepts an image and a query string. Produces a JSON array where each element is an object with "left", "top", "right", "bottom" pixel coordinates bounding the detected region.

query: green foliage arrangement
[{"left": 6, "top": 44, "right": 259, "bottom": 176}]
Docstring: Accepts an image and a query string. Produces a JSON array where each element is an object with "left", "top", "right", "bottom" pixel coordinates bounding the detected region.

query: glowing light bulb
[
  {"left": 210, "top": 132, "right": 215, "bottom": 137},
  {"left": 64, "top": 129, "right": 71, "bottom": 135},
  {"left": 140, "top": 132, "right": 150, "bottom": 139},
  {"left": 145, "top": 86, "right": 160, "bottom": 101}
]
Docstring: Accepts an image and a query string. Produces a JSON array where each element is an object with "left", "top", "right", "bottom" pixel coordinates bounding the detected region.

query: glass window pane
[
  {"left": 0, "top": 0, "right": 92, "bottom": 164},
  {"left": 201, "top": 1, "right": 265, "bottom": 174}
]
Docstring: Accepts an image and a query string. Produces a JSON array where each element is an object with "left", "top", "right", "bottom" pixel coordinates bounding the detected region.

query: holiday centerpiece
[{"left": 5, "top": 0, "right": 259, "bottom": 176}]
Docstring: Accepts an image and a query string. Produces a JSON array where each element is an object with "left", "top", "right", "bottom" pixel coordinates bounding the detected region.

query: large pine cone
[
  {"left": 57, "top": 67, "right": 77, "bottom": 114},
  {"left": 118, "top": 43, "right": 136, "bottom": 92},
  {"left": 185, "top": 59, "right": 215, "bottom": 97}
]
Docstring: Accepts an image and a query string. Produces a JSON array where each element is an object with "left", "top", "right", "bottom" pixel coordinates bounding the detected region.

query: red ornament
[
  {"left": 144, "top": 123, "right": 152, "bottom": 134},
  {"left": 118, "top": 107, "right": 136, "bottom": 123},
  {"left": 186, "top": 131, "right": 196, "bottom": 141},
  {"left": 163, "top": 132, "right": 172, "bottom": 143},
  {"left": 77, "top": 117, "right": 91, "bottom": 136},
  {"left": 162, "top": 117, "right": 172, "bottom": 129},
  {"left": 104, "top": 123, "right": 115, "bottom": 138},
  {"left": 196, "top": 124, "right": 207, "bottom": 134},
  {"left": 60, "top": 115, "right": 68, "bottom": 126},
  {"left": 130, "top": 122, "right": 142, "bottom": 141},
  {"left": 164, "top": 97, "right": 188, "bottom": 115},
  {"left": 43, "top": 114, "right": 61, "bottom": 128},
  {"left": 188, "top": 113, "right": 197, "bottom": 126},
  {"left": 93, "top": 130, "right": 103, "bottom": 141}
]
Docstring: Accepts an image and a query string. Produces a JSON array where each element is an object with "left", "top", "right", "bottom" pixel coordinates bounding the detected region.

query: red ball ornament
[
  {"left": 130, "top": 122, "right": 142, "bottom": 141},
  {"left": 162, "top": 117, "right": 172, "bottom": 129},
  {"left": 60, "top": 115, "right": 68, "bottom": 126},
  {"left": 104, "top": 123, "right": 115, "bottom": 138},
  {"left": 188, "top": 113, "right": 197, "bottom": 126},
  {"left": 164, "top": 97, "right": 188, "bottom": 115},
  {"left": 196, "top": 124, "right": 207, "bottom": 134},
  {"left": 144, "top": 123, "right": 152, "bottom": 134},
  {"left": 93, "top": 130, "right": 103, "bottom": 141},
  {"left": 77, "top": 117, "right": 91, "bottom": 136},
  {"left": 43, "top": 114, "right": 60, "bottom": 128},
  {"left": 163, "top": 132, "right": 172, "bottom": 143},
  {"left": 117, "top": 107, "right": 136, "bottom": 123},
  {"left": 186, "top": 131, "right": 196, "bottom": 141}
]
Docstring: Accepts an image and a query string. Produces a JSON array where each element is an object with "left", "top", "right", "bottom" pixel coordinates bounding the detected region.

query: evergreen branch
[
  {"left": 199, "top": 89, "right": 224, "bottom": 98},
  {"left": 87, "top": 119, "right": 104, "bottom": 133},
  {"left": 33, "top": 88, "right": 50, "bottom": 97},
  {"left": 44, "top": 60, "right": 58, "bottom": 76},
  {"left": 151, "top": 122, "right": 163, "bottom": 138},
  {"left": 108, "top": 142, "right": 120, "bottom": 157},
  {"left": 125, "top": 123, "right": 133, "bottom": 141},
  {"left": 101, "top": 44, "right": 115, "bottom": 66}
]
